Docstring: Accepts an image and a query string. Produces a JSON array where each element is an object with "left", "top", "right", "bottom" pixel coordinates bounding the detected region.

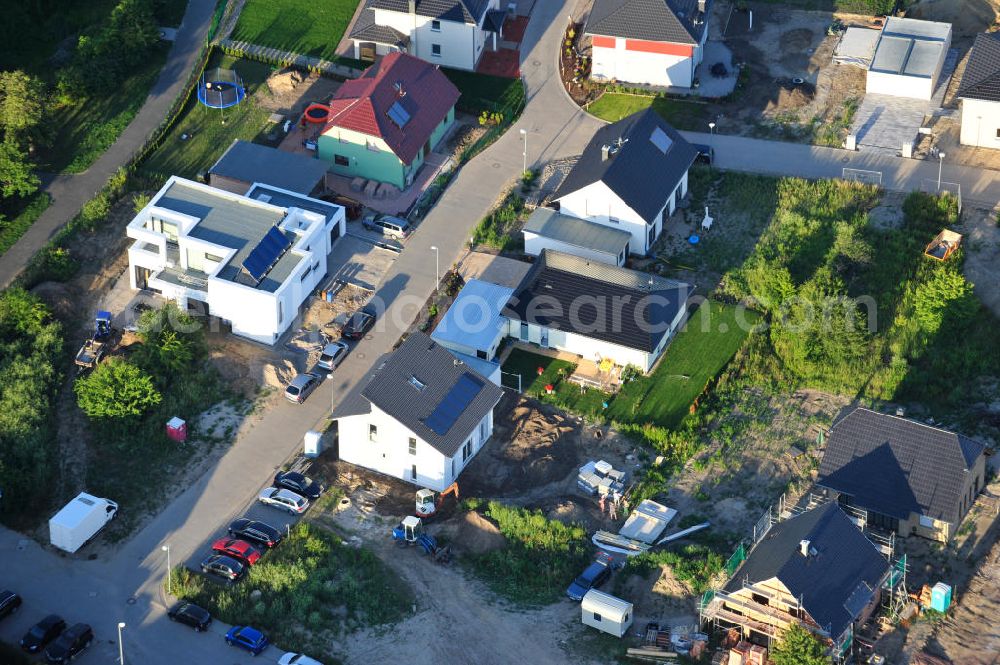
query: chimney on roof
[
  {"left": 601, "top": 144, "right": 611, "bottom": 161},
  {"left": 394, "top": 81, "right": 406, "bottom": 97},
  {"left": 698, "top": 0, "right": 706, "bottom": 13},
  {"left": 408, "top": 0, "right": 416, "bottom": 14},
  {"left": 799, "top": 539, "right": 811, "bottom": 557}
]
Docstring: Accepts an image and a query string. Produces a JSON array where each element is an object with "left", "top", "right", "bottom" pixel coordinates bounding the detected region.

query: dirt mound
[
  {"left": 907, "top": 0, "right": 999, "bottom": 39},
  {"left": 31, "top": 281, "right": 78, "bottom": 321},
  {"left": 452, "top": 511, "right": 506, "bottom": 554},
  {"left": 544, "top": 498, "right": 601, "bottom": 531},
  {"left": 261, "top": 359, "right": 298, "bottom": 388},
  {"left": 463, "top": 403, "right": 579, "bottom": 495},
  {"left": 767, "top": 81, "right": 816, "bottom": 111},
  {"left": 266, "top": 68, "right": 306, "bottom": 97}
]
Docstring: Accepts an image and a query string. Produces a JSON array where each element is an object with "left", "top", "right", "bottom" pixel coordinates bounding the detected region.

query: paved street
[
  {"left": 0, "top": 1, "right": 600, "bottom": 663},
  {"left": 0, "top": 0, "right": 218, "bottom": 289}
]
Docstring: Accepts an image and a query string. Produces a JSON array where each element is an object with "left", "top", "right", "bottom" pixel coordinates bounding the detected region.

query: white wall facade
[
  {"left": 960, "top": 98, "right": 1000, "bottom": 148},
  {"left": 523, "top": 231, "right": 626, "bottom": 266},
  {"left": 866, "top": 70, "right": 935, "bottom": 100},
  {"left": 337, "top": 403, "right": 495, "bottom": 491},
  {"left": 371, "top": 2, "right": 498, "bottom": 71},
  {"left": 591, "top": 42, "right": 694, "bottom": 87}
]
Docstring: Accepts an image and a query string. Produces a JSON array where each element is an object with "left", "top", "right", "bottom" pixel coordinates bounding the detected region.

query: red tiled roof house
[
  {"left": 586, "top": 0, "right": 712, "bottom": 88},
  {"left": 317, "top": 52, "right": 460, "bottom": 190}
]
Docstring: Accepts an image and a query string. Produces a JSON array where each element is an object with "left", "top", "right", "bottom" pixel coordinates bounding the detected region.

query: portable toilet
[
  {"left": 930, "top": 582, "right": 952, "bottom": 612},
  {"left": 581, "top": 589, "right": 633, "bottom": 637},
  {"left": 166, "top": 417, "right": 187, "bottom": 443},
  {"left": 304, "top": 430, "right": 322, "bottom": 458}
]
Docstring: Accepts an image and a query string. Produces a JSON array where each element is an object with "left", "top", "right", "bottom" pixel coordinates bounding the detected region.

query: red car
[{"left": 211, "top": 538, "right": 262, "bottom": 566}]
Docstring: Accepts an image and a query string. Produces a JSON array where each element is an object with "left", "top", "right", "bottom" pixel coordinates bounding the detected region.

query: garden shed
[{"left": 582, "top": 589, "right": 633, "bottom": 637}]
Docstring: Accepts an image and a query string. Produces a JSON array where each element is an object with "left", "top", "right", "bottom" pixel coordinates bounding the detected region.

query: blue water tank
[{"left": 930, "top": 582, "right": 952, "bottom": 612}]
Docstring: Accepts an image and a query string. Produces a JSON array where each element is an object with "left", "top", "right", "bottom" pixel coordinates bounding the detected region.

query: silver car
[
  {"left": 285, "top": 372, "right": 320, "bottom": 403},
  {"left": 258, "top": 487, "right": 309, "bottom": 514},
  {"left": 316, "top": 341, "right": 349, "bottom": 372},
  {"left": 362, "top": 213, "right": 410, "bottom": 239}
]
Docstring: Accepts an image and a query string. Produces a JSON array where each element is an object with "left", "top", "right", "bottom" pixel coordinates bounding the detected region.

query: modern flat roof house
[
  {"left": 701, "top": 503, "right": 892, "bottom": 660},
  {"left": 126, "top": 177, "right": 345, "bottom": 345},
  {"left": 331, "top": 332, "right": 504, "bottom": 492},
  {"left": 502, "top": 250, "right": 692, "bottom": 373},
  {"left": 817, "top": 407, "right": 986, "bottom": 542},
  {"left": 208, "top": 140, "right": 330, "bottom": 195},
  {"left": 431, "top": 278, "right": 514, "bottom": 364},
  {"left": 553, "top": 109, "right": 698, "bottom": 256},
  {"left": 865, "top": 17, "right": 952, "bottom": 100}
]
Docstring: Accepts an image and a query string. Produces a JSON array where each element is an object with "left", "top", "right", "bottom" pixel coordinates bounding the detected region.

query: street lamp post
[
  {"left": 708, "top": 121, "right": 715, "bottom": 135},
  {"left": 937, "top": 152, "right": 946, "bottom": 191},
  {"left": 519, "top": 128, "right": 528, "bottom": 174},
  {"left": 430, "top": 246, "right": 440, "bottom": 290},
  {"left": 161, "top": 544, "right": 171, "bottom": 595},
  {"left": 117, "top": 622, "right": 126, "bottom": 665}
]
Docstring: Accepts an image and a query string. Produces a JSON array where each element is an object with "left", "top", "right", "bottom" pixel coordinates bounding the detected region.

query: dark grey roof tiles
[
  {"left": 724, "top": 503, "right": 890, "bottom": 640},
  {"left": 502, "top": 250, "right": 692, "bottom": 353},
  {"left": 368, "top": 0, "right": 490, "bottom": 24},
  {"left": 817, "top": 407, "right": 985, "bottom": 524},
  {"left": 957, "top": 32, "right": 1000, "bottom": 102},
  {"left": 585, "top": 0, "right": 711, "bottom": 44},
  {"left": 334, "top": 332, "right": 504, "bottom": 457},
  {"left": 349, "top": 6, "right": 411, "bottom": 47},
  {"left": 553, "top": 108, "right": 698, "bottom": 224}
]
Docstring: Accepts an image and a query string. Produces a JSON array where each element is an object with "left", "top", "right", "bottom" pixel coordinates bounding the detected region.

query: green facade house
[{"left": 318, "top": 52, "right": 459, "bottom": 190}]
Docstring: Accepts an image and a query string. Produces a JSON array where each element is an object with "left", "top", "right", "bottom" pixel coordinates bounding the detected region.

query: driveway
[
  {"left": 0, "top": 0, "right": 218, "bottom": 289},
  {"left": 0, "top": 1, "right": 604, "bottom": 663}
]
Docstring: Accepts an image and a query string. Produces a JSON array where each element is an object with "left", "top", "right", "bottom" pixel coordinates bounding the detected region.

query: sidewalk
[{"left": 0, "top": 0, "right": 218, "bottom": 289}]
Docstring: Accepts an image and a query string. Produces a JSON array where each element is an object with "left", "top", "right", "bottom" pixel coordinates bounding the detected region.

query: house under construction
[{"left": 700, "top": 501, "right": 905, "bottom": 662}]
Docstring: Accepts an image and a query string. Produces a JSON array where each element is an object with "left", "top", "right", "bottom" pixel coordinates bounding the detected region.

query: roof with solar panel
[
  {"left": 331, "top": 332, "right": 504, "bottom": 456},
  {"left": 322, "top": 52, "right": 460, "bottom": 165},
  {"left": 153, "top": 179, "right": 308, "bottom": 292}
]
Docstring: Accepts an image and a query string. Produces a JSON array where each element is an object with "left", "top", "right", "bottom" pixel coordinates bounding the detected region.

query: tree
[
  {"left": 913, "top": 268, "right": 978, "bottom": 336},
  {"left": 0, "top": 139, "right": 38, "bottom": 198},
  {"left": 0, "top": 70, "right": 47, "bottom": 147},
  {"left": 770, "top": 624, "right": 831, "bottom": 665},
  {"left": 133, "top": 302, "right": 203, "bottom": 377},
  {"left": 74, "top": 357, "right": 161, "bottom": 419}
]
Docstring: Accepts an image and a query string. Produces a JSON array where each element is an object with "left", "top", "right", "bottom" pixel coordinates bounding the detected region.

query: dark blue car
[
  {"left": 566, "top": 552, "right": 613, "bottom": 601},
  {"left": 225, "top": 625, "right": 269, "bottom": 656}
]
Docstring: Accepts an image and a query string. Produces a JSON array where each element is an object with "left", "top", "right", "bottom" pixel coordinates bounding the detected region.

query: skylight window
[
  {"left": 387, "top": 101, "right": 411, "bottom": 128},
  {"left": 409, "top": 375, "right": 426, "bottom": 391},
  {"left": 649, "top": 127, "right": 673, "bottom": 154}
]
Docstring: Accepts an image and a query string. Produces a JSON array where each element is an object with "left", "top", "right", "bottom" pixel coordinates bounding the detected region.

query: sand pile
[
  {"left": 453, "top": 511, "right": 506, "bottom": 554},
  {"left": 267, "top": 68, "right": 306, "bottom": 97}
]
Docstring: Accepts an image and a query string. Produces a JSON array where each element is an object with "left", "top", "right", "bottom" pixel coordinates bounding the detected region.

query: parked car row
[
  {"left": 1, "top": 591, "right": 94, "bottom": 664},
  {"left": 284, "top": 308, "right": 376, "bottom": 404}
]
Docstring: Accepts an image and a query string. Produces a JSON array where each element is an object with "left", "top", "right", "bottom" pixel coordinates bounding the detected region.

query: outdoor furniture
[{"left": 349, "top": 177, "right": 366, "bottom": 192}]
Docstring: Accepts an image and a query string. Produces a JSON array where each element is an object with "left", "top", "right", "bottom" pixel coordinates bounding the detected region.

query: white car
[
  {"left": 316, "top": 341, "right": 349, "bottom": 372},
  {"left": 279, "top": 653, "right": 324, "bottom": 665},
  {"left": 257, "top": 487, "right": 309, "bottom": 514}
]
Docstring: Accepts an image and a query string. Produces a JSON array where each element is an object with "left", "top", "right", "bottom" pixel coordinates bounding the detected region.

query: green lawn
[
  {"left": 0, "top": 193, "right": 50, "bottom": 257},
  {"left": 173, "top": 521, "right": 413, "bottom": 660},
  {"left": 587, "top": 92, "right": 707, "bottom": 131},
  {"left": 442, "top": 68, "right": 526, "bottom": 115},
  {"left": 140, "top": 54, "right": 278, "bottom": 180},
  {"left": 501, "top": 348, "right": 610, "bottom": 418},
  {"left": 40, "top": 43, "right": 171, "bottom": 173},
  {"left": 231, "top": 0, "right": 360, "bottom": 60}
]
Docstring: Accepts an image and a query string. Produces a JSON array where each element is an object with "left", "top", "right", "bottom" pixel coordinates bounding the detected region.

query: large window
[
  {"left": 334, "top": 154, "right": 349, "bottom": 166},
  {"left": 462, "top": 439, "right": 473, "bottom": 462}
]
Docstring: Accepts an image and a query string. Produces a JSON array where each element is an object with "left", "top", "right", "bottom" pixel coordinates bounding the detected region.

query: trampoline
[
  {"left": 197, "top": 68, "right": 246, "bottom": 109},
  {"left": 303, "top": 103, "right": 331, "bottom": 124}
]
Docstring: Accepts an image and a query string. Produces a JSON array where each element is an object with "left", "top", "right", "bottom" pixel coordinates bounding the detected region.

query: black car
[
  {"left": 0, "top": 590, "right": 22, "bottom": 620},
  {"left": 340, "top": 309, "right": 375, "bottom": 340},
  {"left": 228, "top": 518, "right": 283, "bottom": 549},
  {"left": 44, "top": 623, "right": 93, "bottom": 664},
  {"left": 201, "top": 554, "right": 245, "bottom": 582},
  {"left": 274, "top": 471, "right": 323, "bottom": 500},
  {"left": 20, "top": 614, "right": 66, "bottom": 653},
  {"left": 168, "top": 601, "right": 212, "bottom": 632}
]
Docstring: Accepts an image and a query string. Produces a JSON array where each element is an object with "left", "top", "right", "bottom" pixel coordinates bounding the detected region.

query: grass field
[
  {"left": 442, "top": 68, "right": 526, "bottom": 115},
  {"left": 141, "top": 54, "right": 277, "bottom": 180},
  {"left": 0, "top": 193, "right": 50, "bottom": 257},
  {"left": 40, "top": 43, "right": 171, "bottom": 173},
  {"left": 587, "top": 92, "right": 707, "bottom": 131},
  {"left": 173, "top": 521, "right": 413, "bottom": 659},
  {"left": 231, "top": 0, "right": 360, "bottom": 60}
]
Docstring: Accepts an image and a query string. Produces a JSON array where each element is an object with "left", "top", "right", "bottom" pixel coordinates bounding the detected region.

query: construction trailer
[{"left": 581, "top": 589, "right": 633, "bottom": 638}]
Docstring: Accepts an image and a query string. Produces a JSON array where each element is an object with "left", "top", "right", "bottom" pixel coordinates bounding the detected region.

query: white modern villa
[{"left": 126, "top": 176, "right": 345, "bottom": 345}]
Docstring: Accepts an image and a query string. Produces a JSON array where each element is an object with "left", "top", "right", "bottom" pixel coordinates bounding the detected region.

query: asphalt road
[{"left": 0, "top": 1, "right": 598, "bottom": 663}]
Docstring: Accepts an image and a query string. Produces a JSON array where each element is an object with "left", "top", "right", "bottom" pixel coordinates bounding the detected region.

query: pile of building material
[
  {"left": 578, "top": 459, "right": 626, "bottom": 496},
  {"left": 728, "top": 641, "right": 766, "bottom": 665},
  {"left": 626, "top": 624, "right": 707, "bottom": 662},
  {"left": 592, "top": 499, "right": 681, "bottom": 556}
]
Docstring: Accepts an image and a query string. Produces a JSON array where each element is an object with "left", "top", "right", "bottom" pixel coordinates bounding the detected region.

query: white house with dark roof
[
  {"left": 956, "top": 32, "right": 1000, "bottom": 148},
  {"left": 817, "top": 407, "right": 986, "bottom": 542},
  {"left": 502, "top": 250, "right": 693, "bottom": 372},
  {"left": 350, "top": 0, "right": 505, "bottom": 71},
  {"left": 330, "top": 332, "right": 504, "bottom": 491},
  {"left": 586, "top": 0, "right": 712, "bottom": 88},
  {"left": 553, "top": 108, "right": 697, "bottom": 256},
  {"left": 126, "top": 177, "right": 345, "bottom": 345}
]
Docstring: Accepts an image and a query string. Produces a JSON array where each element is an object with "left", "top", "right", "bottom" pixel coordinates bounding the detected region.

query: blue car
[
  {"left": 225, "top": 625, "right": 269, "bottom": 656},
  {"left": 566, "top": 553, "right": 613, "bottom": 601}
]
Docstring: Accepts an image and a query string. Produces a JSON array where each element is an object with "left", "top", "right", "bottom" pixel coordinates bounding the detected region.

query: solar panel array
[
  {"left": 424, "top": 373, "right": 484, "bottom": 436},
  {"left": 387, "top": 100, "right": 411, "bottom": 128},
  {"left": 242, "top": 226, "right": 291, "bottom": 283}
]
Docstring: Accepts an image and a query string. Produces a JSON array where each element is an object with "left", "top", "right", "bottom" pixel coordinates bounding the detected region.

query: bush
[
  {"left": 74, "top": 357, "right": 162, "bottom": 420},
  {"left": 472, "top": 192, "right": 525, "bottom": 250}
]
